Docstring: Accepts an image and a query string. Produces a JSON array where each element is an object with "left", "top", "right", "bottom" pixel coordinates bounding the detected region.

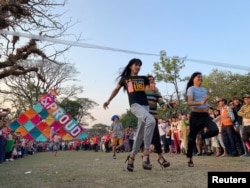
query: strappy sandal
[
  {"left": 125, "top": 154, "right": 134, "bottom": 172},
  {"left": 187, "top": 160, "right": 194, "bottom": 167},
  {"left": 142, "top": 154, "right": 152, "bottom": 170},
  {"left": 157, "top": 156, "right": 170, "bottom": 169}
]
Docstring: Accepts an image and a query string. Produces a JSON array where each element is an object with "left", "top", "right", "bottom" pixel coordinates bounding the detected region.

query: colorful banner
[{"left": 8, "top": 93, "right": 88, "bottom": 142}]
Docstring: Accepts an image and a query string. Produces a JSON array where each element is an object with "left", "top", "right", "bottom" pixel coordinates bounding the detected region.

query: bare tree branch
[{"left": 0, "top": 0, "right": 80, "bottom": 79}]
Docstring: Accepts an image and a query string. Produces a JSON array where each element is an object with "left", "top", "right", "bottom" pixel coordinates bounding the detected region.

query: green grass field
[{"left": 0, "top": 151, "right": 249, "bottom": 188}]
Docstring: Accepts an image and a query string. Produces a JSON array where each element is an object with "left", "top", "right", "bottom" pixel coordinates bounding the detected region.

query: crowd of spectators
[{"left": 1, "top": 93, "right": 250, "bottom": 166}]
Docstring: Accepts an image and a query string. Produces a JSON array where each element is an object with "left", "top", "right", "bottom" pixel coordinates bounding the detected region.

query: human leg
[
  {"left": 221, "top": 126, "right": 237, "bottom": 156},
  {"left": 150, "top": 118, "right": 170, "bottom": 168},
  {"left": 125, "top": 154, "right": 135, "bottom": 172},
  {"left": 111, "top": 137, "right": 118, "bottom": 159},
  {"left": 166, "top": 137, "right": 172, "bottom": 154},
  {"left": 124, "top": 105, "right": 144, "bottom": 171},
  {"left": 130, "top": 104, "right": 154, "bottom": 154},
  {"left": 203, "top": 117, "right": 219, "bottom": 139},
  {"left": 117, "top": 138, "right": 123, "bottom": 149},
  {"left": 0, "top": 137, "right": 7, "bottom": 163},
  {"left": 226, "top": 126, "right": 238, "bottom": 156},
  {"left": 187, "top": 116, "right": 201, "bottom": 158},
  {"left": 104, "top": 141, "right": 109, "bottom": 152},
  {"left": 187, "top": 112, "right": 206, "bottom": 166},
  {"left": 116, "top": 137, "right": 124, "bottom": 153},
  {"left": 54, "top": 143, "right": 60, "bottom": 156},
  {"left": 187, "top": 132, "right": 199, "bottom": 166},
  {"left": 195, "top": 134, "right": 202, "bottom": 155},
  {"left": 131, "top": 120, "right": 144, "bottom": 154},
  {"left": 143, "top": 113, "right": 155, "bottom": 150},
  {"left": 151, "top": 118, "right": 162, "bottom": 154},
  {"left": 129, "top": 104, "right": 155, "bottom": 170},
  {"left": 142, "top": 109, "right": 155, "bottom": 170},
  {"left": 129, "top": 139, "right": 134, "bottom": 152},
  {"left": 242, "top": 126, "right": 250, "bottom": 154},
  {"left": 239, "top": 125, "right": 248, "bottom": 155}
]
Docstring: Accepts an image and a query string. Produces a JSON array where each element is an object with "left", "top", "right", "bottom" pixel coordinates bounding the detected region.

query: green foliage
[
  {"left": 119, "top": 110, "right": 137, "bottom": 129},
  {"left": 89, "top": 110, "right": 137, "bottom": 131},
  {"left": 60, "top": 97, "right": 98, "bottom": 125},
  {"left": 153, "top": 51, "right": 250, "bottom": 113},
  {"left": 153, "top": 51, "right": 186, "bottom": 85},
  {"left": 88, "top": 123, "right": 109, "bottom": 136},
  {"left": 153, "top": 50, "right": 188, "bottom": 116},
  {"left": 202, "top": 69, "right": 250, "bottom": 107},
  {"left": 60, "top": 98, "right": 82, "bottom": 120},
  {"left": 153, "top": 51, "right": 187, "bottom": 103}
]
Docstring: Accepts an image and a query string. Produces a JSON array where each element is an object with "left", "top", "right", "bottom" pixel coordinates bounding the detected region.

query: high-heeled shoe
[
  {"left": 125, "top": 155, "right": 134, "bottom": 172},
  {"left": 142, "top": 154, "right": 152, "bottom": 170},
  {"left": 157, "top": 156, "right": 170, "bottom": 169},
  {"left": 187, "top": 160, "right": 194, "bottom": 167}
]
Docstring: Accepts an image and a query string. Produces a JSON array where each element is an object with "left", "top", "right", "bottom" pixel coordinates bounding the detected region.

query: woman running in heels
[
  {"left": 145, "top": 74, "right": 170, "bottom": 169},
  {"left": 103, "top": 58, "right": 155, "bottom": 172}
]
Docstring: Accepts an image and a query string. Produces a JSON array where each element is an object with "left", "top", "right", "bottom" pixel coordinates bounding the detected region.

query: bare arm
[
  {"left": 187, "top": 95, "right": 208, "bottom": 106},
  {"left": 103, "top": 84, "right": 122, "bottom": 109},
  {"left": 213, "top": 115, "right": 221, "bottom": 123}
]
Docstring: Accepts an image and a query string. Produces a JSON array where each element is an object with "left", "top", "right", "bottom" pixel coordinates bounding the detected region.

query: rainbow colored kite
[{"left": 8, "top": 93, "right": 88, "bottom": 141}]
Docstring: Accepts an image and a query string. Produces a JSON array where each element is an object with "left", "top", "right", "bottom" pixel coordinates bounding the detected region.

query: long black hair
[
  {"left": 116, "top": 58, "right": 142, "bottom": 91},
  {"left": 185, "top": 71, "right": 202, "bottom": 94},
  {"left": 117, "top": 58, "right": 142, "bottom": 78}
]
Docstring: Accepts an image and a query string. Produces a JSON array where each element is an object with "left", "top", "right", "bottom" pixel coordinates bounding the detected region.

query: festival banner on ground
[{"left": 8, "top": 93, "right": 88, "bottom": 142}]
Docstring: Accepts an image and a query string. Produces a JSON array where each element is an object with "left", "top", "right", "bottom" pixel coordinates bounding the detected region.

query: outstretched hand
[{"left": 103, "top": 101, "right": 109, "bottom": 110}]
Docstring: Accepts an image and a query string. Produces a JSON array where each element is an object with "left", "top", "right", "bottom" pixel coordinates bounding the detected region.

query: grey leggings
[{"left": 130, "top": 103, "right": 155, "bottom": 155}]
